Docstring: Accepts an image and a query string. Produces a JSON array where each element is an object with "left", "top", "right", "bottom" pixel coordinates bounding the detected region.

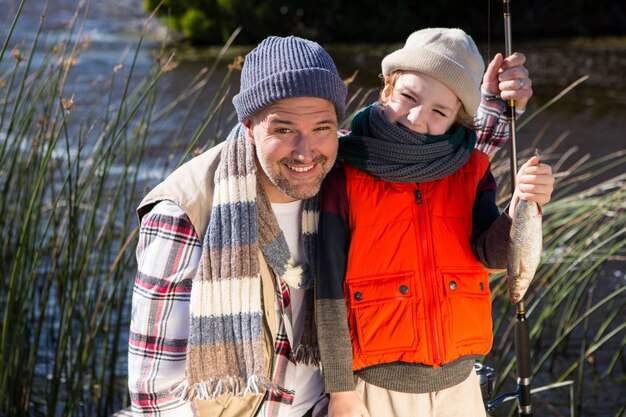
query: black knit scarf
[{"left": 338, "top": 104, "right": 476, "bottom": 183}]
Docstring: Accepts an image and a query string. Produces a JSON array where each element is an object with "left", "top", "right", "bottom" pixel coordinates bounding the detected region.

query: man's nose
[{"left": 292, "top": 134, "right": 314, "bottom": 161}]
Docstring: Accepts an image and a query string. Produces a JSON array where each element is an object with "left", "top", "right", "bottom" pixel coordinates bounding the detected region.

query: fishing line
[{"left": 487, "top": 0, "right": 491, "bottom": 63}]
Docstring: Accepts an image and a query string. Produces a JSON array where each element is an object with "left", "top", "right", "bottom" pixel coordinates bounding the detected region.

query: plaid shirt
[
  {"left": 128, "top": 94, "right": 509, "bottom": 416},
  {"left": 129, "top": 201, "right": 327, "bottom": 417},
  {"left": 475, "top": 92, "right": 510, "bottom": 156},
  {"left": 129, "top": 201, "right": 199, "bottom": 417}
]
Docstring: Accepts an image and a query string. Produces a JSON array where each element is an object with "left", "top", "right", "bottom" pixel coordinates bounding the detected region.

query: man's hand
[
  {"left": 482, "top": 52, "right": 533, "bottom": 112},
  {"left": 329, "top": 391, "right": 371, "bottom": 417}
]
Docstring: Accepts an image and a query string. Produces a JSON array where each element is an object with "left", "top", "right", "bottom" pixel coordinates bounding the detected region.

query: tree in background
[{"left": 144, "top": 0, "right": 626, "bottom": 45}]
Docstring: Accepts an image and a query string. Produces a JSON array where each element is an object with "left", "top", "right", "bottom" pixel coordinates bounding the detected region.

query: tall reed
[{"left": 0, "top": 2, "right": 235, "bottom": 416}]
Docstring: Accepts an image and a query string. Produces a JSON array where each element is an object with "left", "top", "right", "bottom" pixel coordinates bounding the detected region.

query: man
[
  {"left": 128, "top": 34, "right": 549, "bottom": 417},
  {"left": 129, "top": 35, "right": 347, "bottom": 417}
]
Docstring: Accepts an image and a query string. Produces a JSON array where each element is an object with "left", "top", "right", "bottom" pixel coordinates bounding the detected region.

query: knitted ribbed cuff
[
  {"left": 322, "top": 364, "right": 356, "bottom": 393},
  {"left": 316, "top": 298, "right": 356, "bottom": 393}
]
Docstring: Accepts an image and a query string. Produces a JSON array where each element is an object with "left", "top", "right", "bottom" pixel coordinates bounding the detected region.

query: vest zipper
[{"left": 414, "top": 188, "right": 442, "bottom": 365}]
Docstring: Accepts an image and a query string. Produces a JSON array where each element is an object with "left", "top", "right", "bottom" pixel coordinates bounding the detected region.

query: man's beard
[{"left": 258, "top": 154, "right": 333, "bottom": 200}]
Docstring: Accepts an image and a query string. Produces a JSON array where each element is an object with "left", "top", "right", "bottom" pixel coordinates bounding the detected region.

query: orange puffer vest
[{"left": 343, "top": 151, "right": 493, "bottom": 371}]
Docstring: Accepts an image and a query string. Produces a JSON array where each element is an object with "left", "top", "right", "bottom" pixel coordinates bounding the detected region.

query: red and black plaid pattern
[
  {"left": 129, "top": 202, "right": 200, "bottom": 416},
  {"left": 476, "top": 93, "right": 510, "bottom": 157},
  {"left": 262, "top": 279, "right": 298, "bottom": 417}
]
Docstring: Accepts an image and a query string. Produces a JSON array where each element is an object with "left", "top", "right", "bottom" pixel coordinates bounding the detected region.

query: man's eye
[
  {"left": 275, "top": 128, "right": 291, "bottom": 134},
  {"left": 315, "top": 126, "right": 331, "bottom": 132}
]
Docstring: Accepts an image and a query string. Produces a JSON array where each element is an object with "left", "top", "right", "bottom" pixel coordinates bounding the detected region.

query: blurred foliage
[{"left": 144, "top": 0, "right": 626, "bottom": 45}]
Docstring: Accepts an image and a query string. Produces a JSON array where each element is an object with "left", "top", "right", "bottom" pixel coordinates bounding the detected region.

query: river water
[
  {"left": 4, "top": 1, "right": 625, "bottom": 172},
  {"left": 3, "top": 1, "right": 624, "bottom": 416}
]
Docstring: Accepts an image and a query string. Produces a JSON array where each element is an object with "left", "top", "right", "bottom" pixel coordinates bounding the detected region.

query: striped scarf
[
  {"left": 179, "top": 124, "right": 319, "bottom": 401},
  {"left": 339, "top": 104, "right": 476, "bottom": 182}
]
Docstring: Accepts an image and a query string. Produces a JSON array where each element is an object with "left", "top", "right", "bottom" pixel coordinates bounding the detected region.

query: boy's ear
[{"left": 380, "top": 81, "right": 393, "bottom": 104}]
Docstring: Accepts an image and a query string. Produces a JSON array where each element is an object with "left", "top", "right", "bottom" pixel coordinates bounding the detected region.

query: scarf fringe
[
  {"left": 293, "top": 344, "right": 321, "bottom": 366},
  {"left": 175, "top": 375, "right": 279, "bottom": 401},
  {"left": 281, "top": 257, "right": 307, "bottom": 289}
]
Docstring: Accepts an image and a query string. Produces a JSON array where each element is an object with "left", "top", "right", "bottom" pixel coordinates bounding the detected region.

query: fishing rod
[{"left": 503, "top": 1, "right": 533, "bottom": 416}]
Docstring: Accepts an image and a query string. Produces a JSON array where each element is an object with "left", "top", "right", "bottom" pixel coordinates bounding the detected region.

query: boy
[{"left": 315, "top": 28, "right": 553, "bottom": 417}]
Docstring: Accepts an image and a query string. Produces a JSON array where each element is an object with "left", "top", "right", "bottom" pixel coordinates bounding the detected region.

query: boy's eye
[{"left": 401, "top": 93, "right": 416, "bottom": 102}]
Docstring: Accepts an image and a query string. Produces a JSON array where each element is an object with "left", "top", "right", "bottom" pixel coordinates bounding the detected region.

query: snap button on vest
[
  {"left": 355, "top": 291, "right": 363, "bottom": 300},
  {"left": 479, "top": 282, "right": 484, "bottom": 291},
  {"left": 449, "top": 281, "right": 457, "bottom": 290},
  {"left": 399, "top": 285, "right": 408, "bottom": 294}
]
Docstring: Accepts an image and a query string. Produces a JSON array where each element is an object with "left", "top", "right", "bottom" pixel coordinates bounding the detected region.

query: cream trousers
[{"left": 355, "top": 369, "right": 487, "bottom": 417}]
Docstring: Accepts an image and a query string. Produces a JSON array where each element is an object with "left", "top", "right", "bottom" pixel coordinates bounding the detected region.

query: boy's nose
[{"left": 407, "top": 107, "right": 427, "bottom": 134}]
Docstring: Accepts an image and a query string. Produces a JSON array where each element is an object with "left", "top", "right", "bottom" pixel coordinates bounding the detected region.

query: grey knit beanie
[
  {"left": 381, "top": 28, "right": 484, "bottom": 115},
  {"left": 233, "top": 36, "right": 347, "bottom": 122}
]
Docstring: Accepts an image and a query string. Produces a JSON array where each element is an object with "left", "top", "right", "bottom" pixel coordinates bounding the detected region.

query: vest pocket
[
  {"left": 347, "top": 272, "right": 416, "bottom": 354},
  {"left": 441, "top": 268, "right": 492, "bottom": 352}
]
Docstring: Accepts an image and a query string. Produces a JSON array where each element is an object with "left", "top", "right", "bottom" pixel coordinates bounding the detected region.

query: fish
[{"left": 507, "top": 198, "right": 543, "bottom": 304}]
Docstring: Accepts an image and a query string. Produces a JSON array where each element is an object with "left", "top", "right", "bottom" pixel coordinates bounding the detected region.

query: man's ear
[{"left": 242, "top": 118, "right": 255, "bottom": 145}]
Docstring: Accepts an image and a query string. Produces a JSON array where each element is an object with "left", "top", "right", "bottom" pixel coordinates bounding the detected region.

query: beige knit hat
[{"left": 381, "top": 28, "right": 485, "bottom": 115}]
